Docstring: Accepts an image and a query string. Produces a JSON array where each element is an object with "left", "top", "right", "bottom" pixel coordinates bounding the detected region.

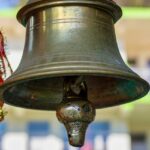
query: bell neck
[{"left": 17, "top": 0, "right": 122, "bottom": 26}]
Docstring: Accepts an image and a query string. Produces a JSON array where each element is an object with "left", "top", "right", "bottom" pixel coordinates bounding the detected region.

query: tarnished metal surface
[
  {"left": 0, "top": 0, "right": 149, "bottom": 110},
  {"left": 57, "top": 100, "right": 95, "bottom": 147},
  {"left": 0, "top": 0, "right": 149, "bottom": 147},
  {"left": 57, "top": 77, "right": 95, "bottom": 147},
  {"left": 0, "top": 0, "right": 149, "bottom": 109}
]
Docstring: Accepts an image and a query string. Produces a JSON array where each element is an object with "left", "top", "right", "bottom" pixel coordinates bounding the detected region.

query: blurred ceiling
[
  {"left": 18, "top": 0, "right": 150, "bottom": 6},
  {"left": 116, "top": 0, "right": 150, "bottom": 6},
  {"left": 1, "top": 0, "right": 150, "bottom": 8}
]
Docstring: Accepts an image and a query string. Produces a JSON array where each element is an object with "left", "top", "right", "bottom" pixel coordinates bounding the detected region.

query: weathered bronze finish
[
  {"left": 57, "top": 101, "right": 95, "bottom": 147},
  {"left": 57, "top": 77, "right": 95, "bottom": 147},
  {"left": 0, "top": 0, "right": 149, "bottom": 147}
]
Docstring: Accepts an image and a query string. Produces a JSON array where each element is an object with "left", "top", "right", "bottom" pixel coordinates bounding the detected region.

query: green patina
[
  {"left": 118, "top": 80, "right": 138, "bottom": 98},
  {"left": 119, "top": 80, "right": 150, "bottom": 110}
]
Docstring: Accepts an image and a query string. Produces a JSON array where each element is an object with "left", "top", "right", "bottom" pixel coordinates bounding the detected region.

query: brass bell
[{"left": 0, "top": 0, "right": 149, "bottom": 147}]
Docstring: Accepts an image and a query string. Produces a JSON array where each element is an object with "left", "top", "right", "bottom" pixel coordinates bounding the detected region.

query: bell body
[{"left": 0, "top": 0, "right": 149, "bottom": 110}]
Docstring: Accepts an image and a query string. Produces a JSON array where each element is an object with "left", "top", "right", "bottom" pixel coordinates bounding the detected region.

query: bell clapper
[{"left": 56, "top": 76, "right": 96, "bottom": 147}]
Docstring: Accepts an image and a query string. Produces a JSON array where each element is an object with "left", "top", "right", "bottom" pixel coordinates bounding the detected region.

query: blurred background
[{"left": 0, "top": 0, "right": 150, "bottom": 150}]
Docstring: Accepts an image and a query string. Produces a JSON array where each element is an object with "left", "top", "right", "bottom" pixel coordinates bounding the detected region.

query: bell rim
[
  {"left": 17, "top": 0, "right": 122, "bottom": 25},
  {"left": 0, "top": 66, "right": 149, "bottom": 110}
]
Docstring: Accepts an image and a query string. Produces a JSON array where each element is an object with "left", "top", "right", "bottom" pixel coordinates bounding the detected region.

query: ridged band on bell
[{"left": 0, "top": 0, "right": 149, "bottom": 110}]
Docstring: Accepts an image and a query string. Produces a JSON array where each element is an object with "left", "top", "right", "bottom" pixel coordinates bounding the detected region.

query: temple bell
[{"left": 0, "top": 0, "right": 149, "bottom": 147}]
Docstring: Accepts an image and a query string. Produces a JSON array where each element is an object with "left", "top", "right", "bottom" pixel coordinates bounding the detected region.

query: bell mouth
[{"left": 1, "top": 73, "right": 149, "bottom": 111}]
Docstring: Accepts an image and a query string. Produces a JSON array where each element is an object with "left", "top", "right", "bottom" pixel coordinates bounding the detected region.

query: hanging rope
[{"left": 0, "top": 31, "right": 13, "bottom": 122}]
